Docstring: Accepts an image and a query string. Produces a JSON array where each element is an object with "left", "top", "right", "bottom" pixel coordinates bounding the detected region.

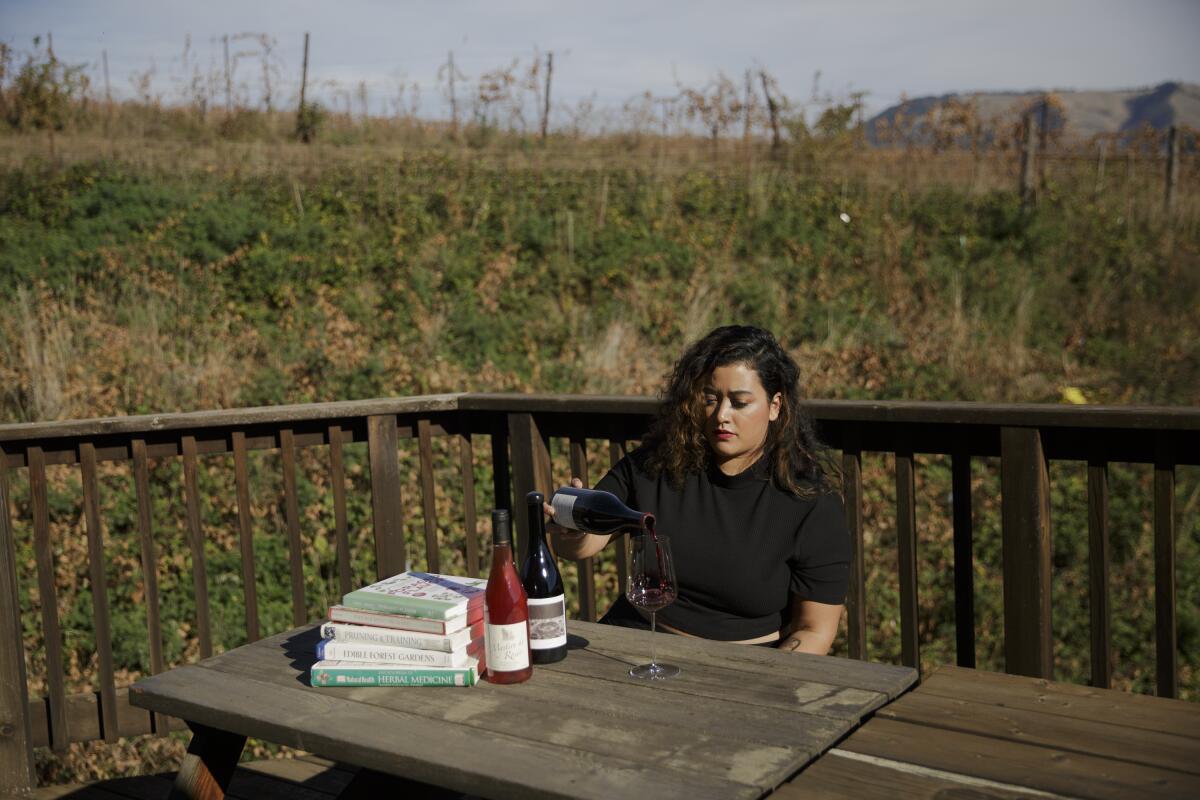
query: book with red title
[
  {"left": 327, "top": 604, "right": 483, "bottom": 635},
  {"left": 311, "top": 659, "right": 482, "bottom": 687},
  {"left": 341, "top": 572, "right": 486, "bottom": 620},
  {"left": 320, "top": 620, "right": 484, "bottom": 653},
  {"left": 316, "top": 637, "right": 483, "bottom": 668}
]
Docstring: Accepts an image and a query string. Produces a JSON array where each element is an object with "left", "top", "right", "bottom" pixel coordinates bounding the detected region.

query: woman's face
[{"left": 702, "top": 362, "right": 781, "bottom": 475}]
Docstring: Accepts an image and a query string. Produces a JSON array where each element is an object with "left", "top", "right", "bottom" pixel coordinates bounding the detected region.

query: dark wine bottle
[
  {"left": 550, "top": 486, "right": 654, "bottom": 535},
  {"left": 522, "top": 491, "right": 568, "bottom": 664},
  {"left": 484, "top": 509, "right": 532, "bottom": 684}
]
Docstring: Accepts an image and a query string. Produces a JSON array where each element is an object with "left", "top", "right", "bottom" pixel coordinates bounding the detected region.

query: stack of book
[{"left": 310, "top": 571, "right": 487, "bottom": 688}]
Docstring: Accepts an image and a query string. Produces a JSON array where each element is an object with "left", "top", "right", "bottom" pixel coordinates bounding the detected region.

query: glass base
[{"left": 629, "top": 662, "right": 681, "bottom": 680}]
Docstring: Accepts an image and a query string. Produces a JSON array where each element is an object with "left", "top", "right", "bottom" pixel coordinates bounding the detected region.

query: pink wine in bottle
[{"left": 484, "top": 509, "right": 533, "bottom": 684}]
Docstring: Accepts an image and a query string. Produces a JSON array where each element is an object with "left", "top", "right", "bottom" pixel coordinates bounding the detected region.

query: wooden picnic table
[{"left": 128, "top": 620, "right": 917, "bottom": 799}]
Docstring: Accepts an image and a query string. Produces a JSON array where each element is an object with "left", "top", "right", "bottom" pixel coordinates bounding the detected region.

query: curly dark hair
[{"left": 640, "top": 325, "right": 834, "bottom": 497}]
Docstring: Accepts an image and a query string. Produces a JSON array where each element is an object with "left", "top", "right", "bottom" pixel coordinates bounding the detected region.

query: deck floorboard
[{"left": 31, "top": 755, "right": 355, "bottom": 800}]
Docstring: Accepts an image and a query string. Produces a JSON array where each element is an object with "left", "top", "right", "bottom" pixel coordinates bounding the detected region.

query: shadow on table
[{"left": 282, "top": 626, "right": 322, "bottom": 686}]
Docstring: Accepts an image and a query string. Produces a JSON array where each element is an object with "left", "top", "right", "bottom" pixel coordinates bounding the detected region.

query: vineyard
[{"left": 1, "top": 38, "right": 1199, "bottom": 785}]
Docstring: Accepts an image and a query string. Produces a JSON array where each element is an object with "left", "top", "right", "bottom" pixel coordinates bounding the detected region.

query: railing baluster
[
  {"left": 1087, "top": 457, "right": 1112, "bottom": 689},
  {"left": 951, "top": 450, "right": 975, "bottom": 669},
  {"left": 231, "top": 432, "right": 260, "bottom": 642},
  {"left": 0, "top": 445, "right": 35, "bottom": 787},
  {"left": 280, "top": 429, "right": 306, "bottom": 628},
  {"left": 999, "top": 427, "right": 1052, "bottom": 679},
  {"left": 609, "top": 440, "right": 629, "bottom": 595},
  {"left": 131, "top": 439, "right": 167, "bottom": 734},
  {"left": 29, "top": 446, "right": 68, "bottom": 750},
  {"left": 80, "top": 443, "right": 118, "bottom": 742},
  {"left": 328, "top": 425, "right": 352, "bottom": 596},
  {"left": 895, "top": 446, "right": 920, "bottom": 672},
  {"left": 1154, "top": 435, "right": 1177, "bottom": 699},
  {"left": 841, "top": 434, "right": 866, "bottom": 661},
  {"left": 181, "top": 436, "right": 213, "bottom": 658},
  {"left": 417, "top": 419, "right": 440, "bottom": 573},
  {"left": 459, "top": 432, "right": 480, "bottom": 578},
  {"left": 367, "top": 415, "right": 406, "bottom": 579},
  {"left": 569, "top": 435, "right": 596, "bottom": 622}
]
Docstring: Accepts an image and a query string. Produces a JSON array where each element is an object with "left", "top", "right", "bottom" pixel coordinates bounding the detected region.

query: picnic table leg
[{"left": 167, "top": 722, "right": 247, "bottom": 800}]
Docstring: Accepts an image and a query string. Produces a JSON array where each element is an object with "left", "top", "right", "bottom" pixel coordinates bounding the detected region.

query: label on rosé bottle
[
  {"left": 526, "top": 595, "right": 567, "bottom": 648},
  {"left": 485, "top": 621, "right": 530, "bottom": 671}
]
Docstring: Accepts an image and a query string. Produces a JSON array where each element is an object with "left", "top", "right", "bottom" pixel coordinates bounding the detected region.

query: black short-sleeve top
[{"left": 594, "top": 450, "right": 850, "bottom": 641}]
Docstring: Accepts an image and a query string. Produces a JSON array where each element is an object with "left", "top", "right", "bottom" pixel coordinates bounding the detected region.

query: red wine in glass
[{"left": 627, "top": 531, "right": 681, "bottom": 680}]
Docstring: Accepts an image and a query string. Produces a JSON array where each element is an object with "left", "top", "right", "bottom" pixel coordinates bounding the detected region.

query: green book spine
[{"left": 311, "top": 664, "right": 477, "bottom": 687}]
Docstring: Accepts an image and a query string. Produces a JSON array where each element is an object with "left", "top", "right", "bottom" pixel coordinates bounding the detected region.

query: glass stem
[{"left": 650, "top": 611, "right": 657, "bottom": 667}]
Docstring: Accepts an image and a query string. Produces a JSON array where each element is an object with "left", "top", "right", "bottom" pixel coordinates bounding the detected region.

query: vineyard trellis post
[
  {"left": 297, "top": 32, "right": 311, "bottom": 143},
  {"left": 1019, "top": 111, "right": 1037, "bottom": 210},
  {"left": 223, "top": 34, "right": 232, "bottom": 114},
  {"left": 540, "top": 51, "right": 553, "bottom": 143},
  {"left": 1037, "top": 95, "right": 1050, "bottom": 190},
  {"left": 1165, "top": 125, "right": 1179, "bottom": 216},
  {"left": 759, "top": 70, "right": 781, "bottom": 156},
  {"left": 102, "top": 48, "right": 112, "bottom": 136}
]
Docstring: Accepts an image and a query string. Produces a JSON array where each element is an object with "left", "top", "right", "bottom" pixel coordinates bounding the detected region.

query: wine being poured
[{"left": 626, "top": 528, "right": 681, "bottom": 680}]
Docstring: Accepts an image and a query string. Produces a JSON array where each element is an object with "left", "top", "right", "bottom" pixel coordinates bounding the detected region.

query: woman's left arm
[{"left": 778, "top": 595, "right": 843, "bottom": 655}]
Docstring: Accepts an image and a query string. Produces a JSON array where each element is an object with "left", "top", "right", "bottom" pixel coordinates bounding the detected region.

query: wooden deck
[
  {"left": 781, "top": 665, "right": 1200, "bottom": 799},
  {"left": 32, "top": 754, "right": 359, "bottom": 800}
]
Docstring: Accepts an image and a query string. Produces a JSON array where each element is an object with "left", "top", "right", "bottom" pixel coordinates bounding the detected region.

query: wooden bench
[{"left": 782, "top": 665, "right": 1200, "bottom": 798}]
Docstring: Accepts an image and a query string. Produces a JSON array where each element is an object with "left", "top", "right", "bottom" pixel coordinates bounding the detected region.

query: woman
[{"left": 548, "top": 325, "right": 849, "bottom": 654}]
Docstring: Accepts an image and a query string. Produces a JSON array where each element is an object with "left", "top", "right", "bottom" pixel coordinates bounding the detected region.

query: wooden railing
[{"left": 0, "top": 393, "right": 1197, "bottom": 791}]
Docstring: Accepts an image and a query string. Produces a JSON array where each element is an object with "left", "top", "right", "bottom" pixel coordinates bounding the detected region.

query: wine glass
[{"left": 626, "top": 532, "right": 681, "bottom": 680}]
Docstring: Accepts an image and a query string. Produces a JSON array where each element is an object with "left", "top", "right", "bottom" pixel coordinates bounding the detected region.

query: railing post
[
  {"left": 1154, "top": 434, "right": 1177, "bottom": 699},
  {"left": 0, "top": 447, "right": 36, "bottom": 795},
  {"left": 367, "top": 415, "right": 407, "bottom": 579},
  {"left": 841, "top": 431, "right": 866, "bottom": 661},
  {"left": 1000, "top": 427, "right": 1053, "bottom": 679},
  {"left": 951, "top": 449, "right": 976, "bottom": 669},
  {"left": 508, "top": 413, "right": 553, "bottom": 564},
  {"left": 895, "top": 442, "right": 920, "bottom": 673}
]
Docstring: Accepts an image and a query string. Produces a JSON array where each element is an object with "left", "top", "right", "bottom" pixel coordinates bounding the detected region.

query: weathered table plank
[
  {"left": 917, "top": 665, "right": 1200, "bottom": 735},
  {"left": 839, "top": 717, "right": 1199, "bottom": 799},
  {"left": 574, "top": 622, "right": 917, "bottom": 699},
  {"left": 545, "top": 645, "right": 890, "bottom": 722},
  {"left": 876, "top": 688, "right": 1200, "bottom": 775},
  {"left": 776, "top": 751, "right": 1055, "bottom": 799}
]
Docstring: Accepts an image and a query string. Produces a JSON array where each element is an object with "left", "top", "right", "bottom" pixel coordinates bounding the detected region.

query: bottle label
[
  {"left": 485, "top": 621, "right": 531, "bottom": 671},
  {"left": 551, "top": 493, "right": 579, "bottom": 530},
  {"left": 526, "top": 595, "right": 568, "bottom": 648}
]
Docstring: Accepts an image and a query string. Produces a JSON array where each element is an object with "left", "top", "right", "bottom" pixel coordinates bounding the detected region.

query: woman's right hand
[
  {"left": 545, "top": 478, "right": 612, "bottom": 559},
  {"left": 544, "top": 477, "right": 584, "bottom": 535}
]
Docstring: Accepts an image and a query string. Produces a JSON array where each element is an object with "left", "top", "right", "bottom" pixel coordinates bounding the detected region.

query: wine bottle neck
[
  {"left": 491, "top": 541, "right": 514, "bottom": 569},
  {"left": 526, "top": 509, "right": 547, "bottom": 546}
]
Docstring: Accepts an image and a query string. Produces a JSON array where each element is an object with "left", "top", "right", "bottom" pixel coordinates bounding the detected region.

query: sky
[{"left": 3, "top": 0, "right": 1199, "bottom": 125}]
